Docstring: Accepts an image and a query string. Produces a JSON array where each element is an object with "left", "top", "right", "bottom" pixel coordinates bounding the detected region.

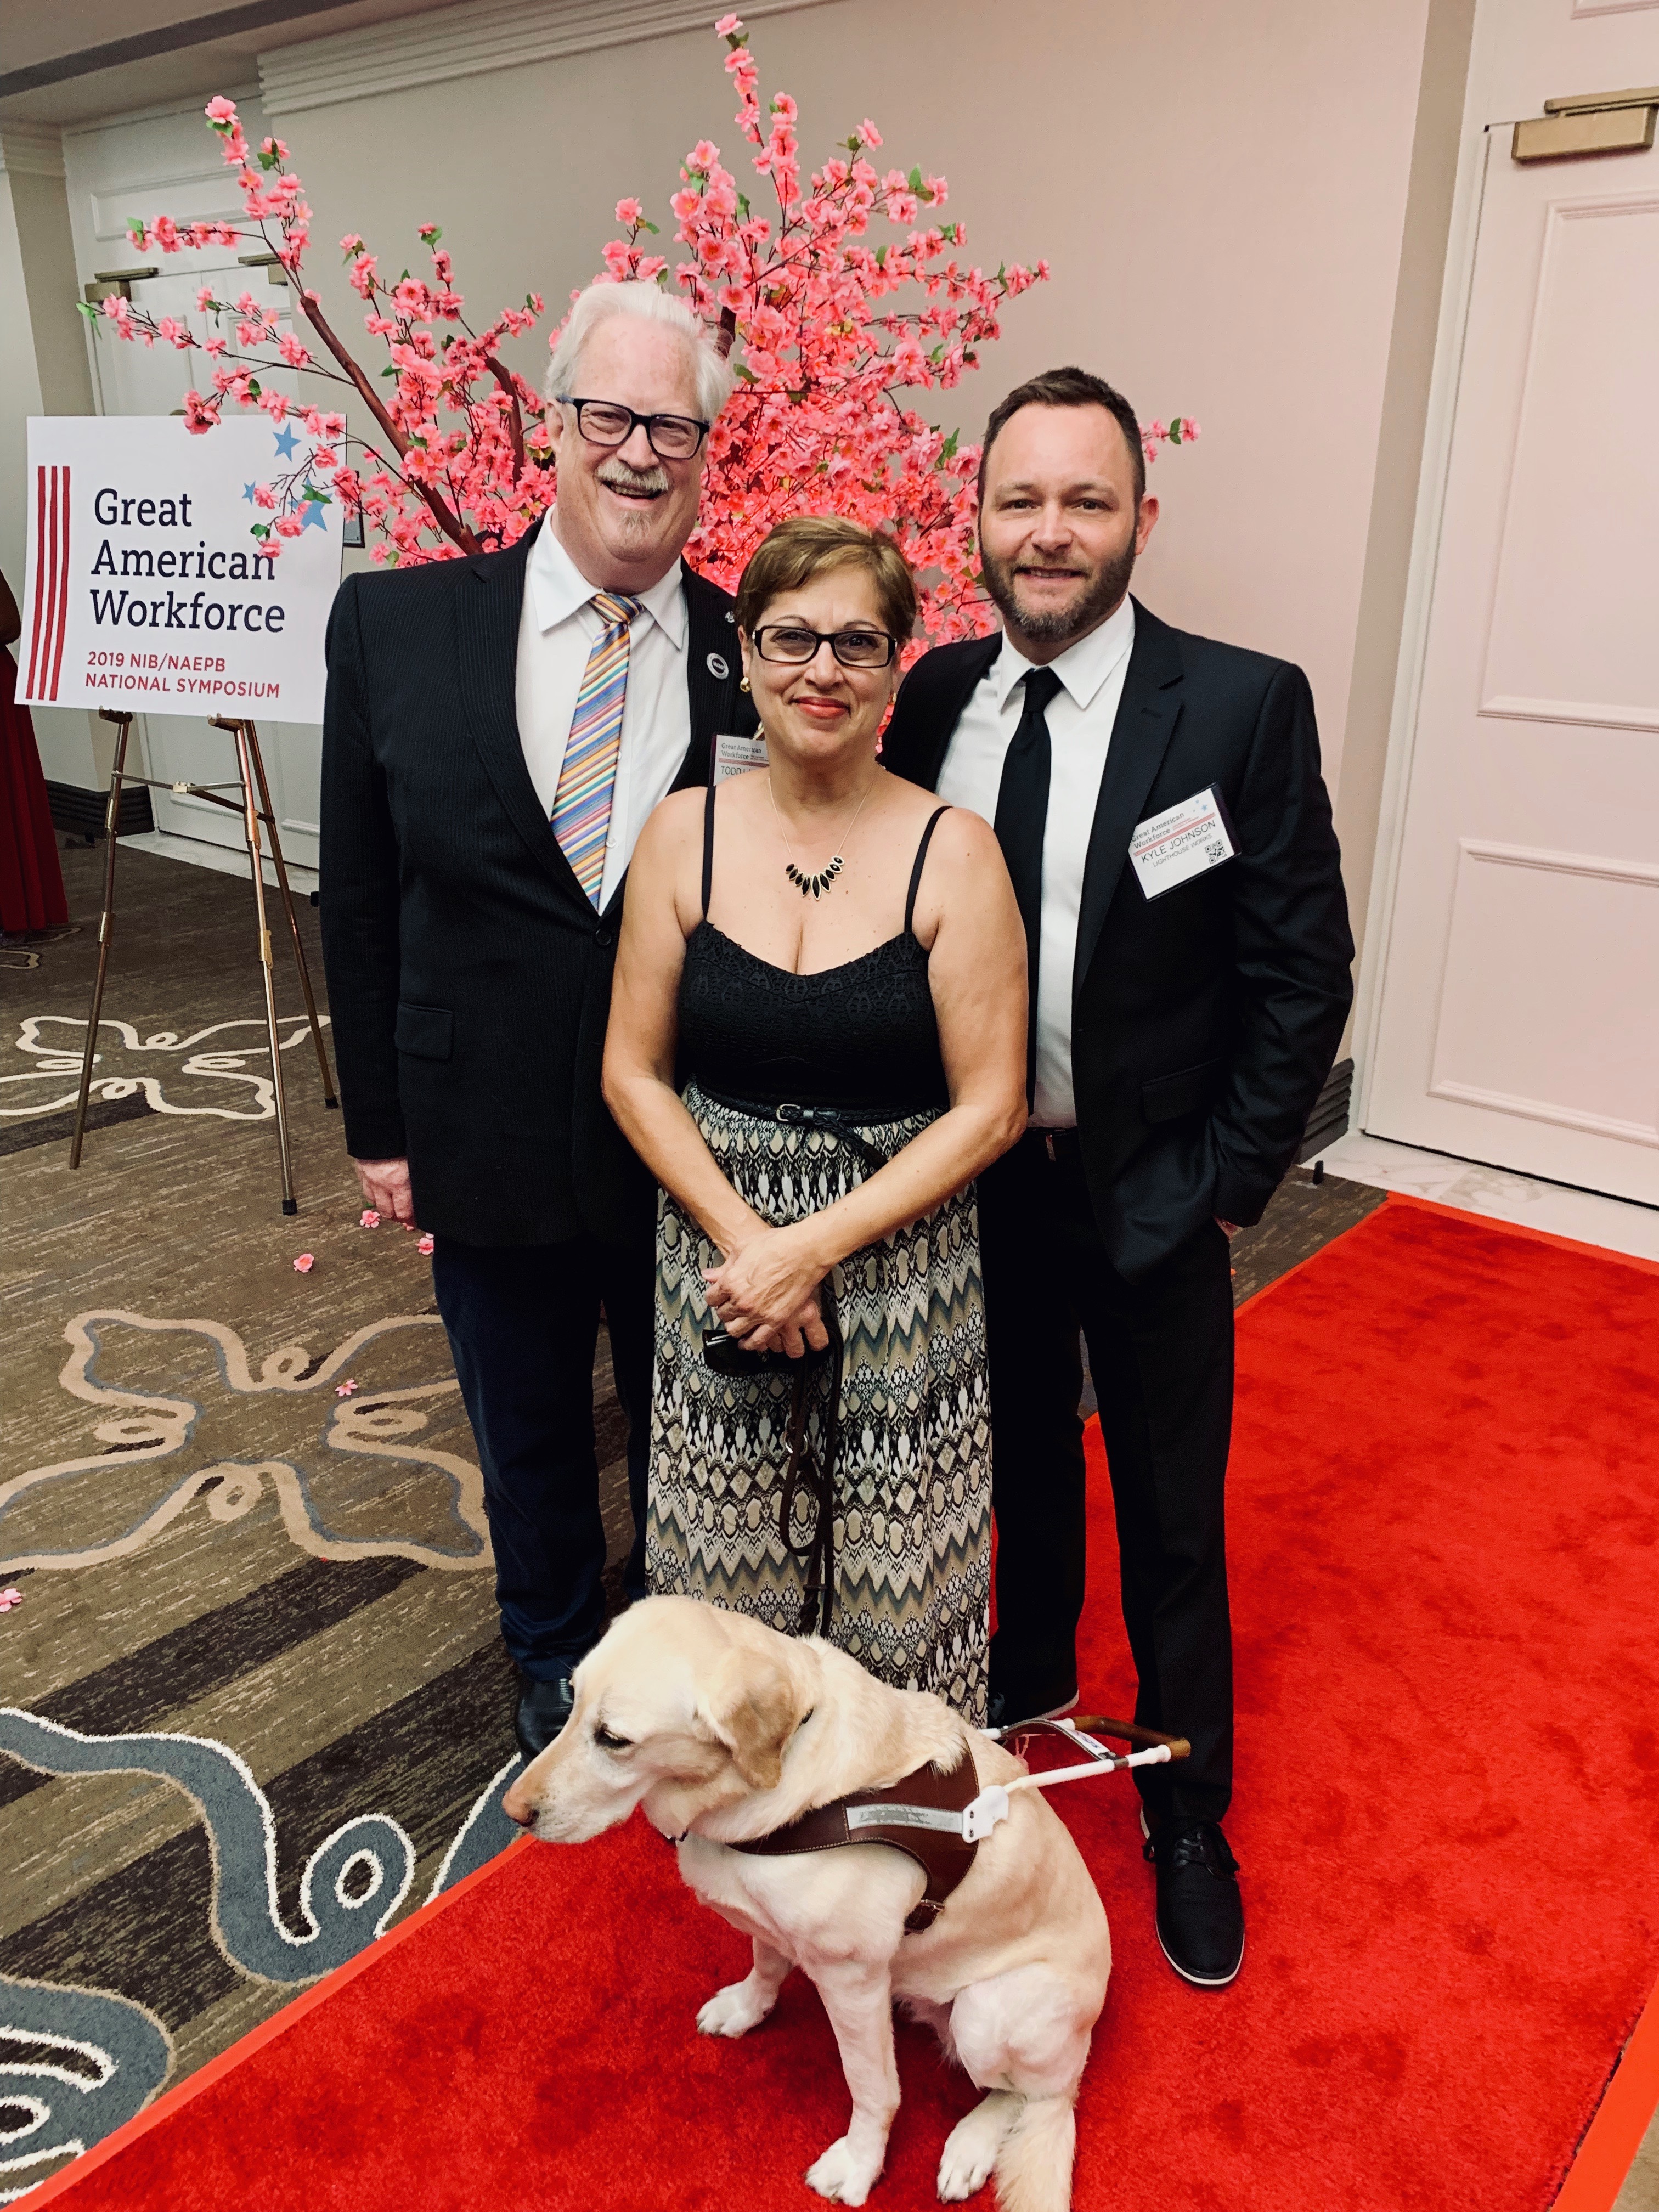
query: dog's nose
[{"left": 501, "top": 1781, "right": 535, "bottom": 1827}]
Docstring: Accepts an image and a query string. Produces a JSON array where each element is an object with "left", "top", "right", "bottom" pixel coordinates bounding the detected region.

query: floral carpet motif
[
  {"left": 2, "top": 1311, "right": 492, "bottom": 1578},
  {"left": 2, "top": 1014, "right": 332, "bottom": 1123}
]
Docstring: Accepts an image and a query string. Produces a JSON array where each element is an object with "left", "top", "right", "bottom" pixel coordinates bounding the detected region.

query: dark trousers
[
  {"left": 977, "top": 1132, "right": 1235, "bottom": 1822},
  {"left": 432, "top": 1232, "right": 654, "bottom": 1680}
]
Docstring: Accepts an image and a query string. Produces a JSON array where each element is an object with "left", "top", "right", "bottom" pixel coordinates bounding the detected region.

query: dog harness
[
  {"left": 725, "top": 1719, "right": 1194, "bottom": 1933},
  {"left": 731, "top": 1751, "right": 981, "bottom": 1933}
]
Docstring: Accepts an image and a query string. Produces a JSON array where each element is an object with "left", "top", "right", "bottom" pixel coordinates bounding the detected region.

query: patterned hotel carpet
[{"left": 0, "top": 838, "right": 1381, "bottom": 2197}]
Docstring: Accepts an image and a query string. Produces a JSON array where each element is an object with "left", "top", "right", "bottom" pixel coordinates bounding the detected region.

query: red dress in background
[{"left": 0, "top": 645, "right": 70, "bottom": 933}]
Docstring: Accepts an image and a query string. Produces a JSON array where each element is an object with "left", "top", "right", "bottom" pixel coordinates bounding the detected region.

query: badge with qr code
[{"left": 1128, "top": 787, "right": 1238, "bottom": 900}]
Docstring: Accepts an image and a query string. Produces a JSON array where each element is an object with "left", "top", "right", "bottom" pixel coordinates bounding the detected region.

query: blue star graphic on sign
[
  {"left": 242, "top": 483, "right": 258, "bottom": 504},
  {"left": 300, "top": 500, "right": 328, "bottom": 531},
  {"left": 272, "top": 425, "right": 300, "bottom": 460}
]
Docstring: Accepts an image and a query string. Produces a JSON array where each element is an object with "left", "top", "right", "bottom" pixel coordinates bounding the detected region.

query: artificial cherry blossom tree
[{"left": 88, "top": 13, "right": 1195, "bottom": 641}]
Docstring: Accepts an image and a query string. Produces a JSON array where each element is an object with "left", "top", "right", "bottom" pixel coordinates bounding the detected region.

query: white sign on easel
[{"left": 19, "top": 415, "right": 342, "bottom": 724}]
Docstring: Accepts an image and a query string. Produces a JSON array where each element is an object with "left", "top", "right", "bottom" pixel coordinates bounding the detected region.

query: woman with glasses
[{"left": 603, "top": 516, "right": 1026, "bottom": 1719}]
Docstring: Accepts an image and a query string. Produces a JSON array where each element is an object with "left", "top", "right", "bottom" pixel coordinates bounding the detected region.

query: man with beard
[
  {"left": 881, "top": 366, "right": 1352, "bottom": 1987},
  {"left": 321, "top": 284, "right": 755, "bottom": 1758}
]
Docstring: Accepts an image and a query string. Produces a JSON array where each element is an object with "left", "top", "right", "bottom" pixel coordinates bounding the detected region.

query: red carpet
[{"left": 36, "top": 1199, "right": 1659, "bottom": 2211}]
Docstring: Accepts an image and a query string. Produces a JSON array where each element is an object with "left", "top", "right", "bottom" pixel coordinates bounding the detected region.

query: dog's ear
[{"left": 701, "top": 1647, "right": 802, "bottom": 1793}]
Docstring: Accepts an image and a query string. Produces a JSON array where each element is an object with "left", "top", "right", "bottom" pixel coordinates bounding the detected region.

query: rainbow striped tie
[{"left": 552, "top": 591, "right": 645, "bottom": 905}]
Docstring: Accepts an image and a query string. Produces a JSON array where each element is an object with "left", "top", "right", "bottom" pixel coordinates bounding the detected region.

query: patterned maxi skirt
[{"left": 646, "top": 1080, "right": 992, "bottom": 1722}]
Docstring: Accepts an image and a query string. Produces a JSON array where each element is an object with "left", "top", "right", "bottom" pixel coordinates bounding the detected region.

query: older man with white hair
[{"left": 320, "top": 283, "right": 756, "bottom": 1757}]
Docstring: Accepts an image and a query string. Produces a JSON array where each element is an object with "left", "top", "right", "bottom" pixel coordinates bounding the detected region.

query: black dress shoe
[
  {"left": 514, "top": 1673, "right": 575, "bottom": 1762},
  {"left": 986, "top": 1683, "right": 1078, "bottom": 1731},
  {"left": 1142, "top": 1815, "right": 1244, "bottom": 1987}
]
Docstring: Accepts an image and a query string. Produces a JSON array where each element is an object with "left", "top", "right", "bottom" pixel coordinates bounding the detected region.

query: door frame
[{"left": 1350, "top": 0, "right": 1514, "bottom": 1139}]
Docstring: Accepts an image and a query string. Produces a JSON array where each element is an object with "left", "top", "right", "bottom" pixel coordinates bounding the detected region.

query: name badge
[
  {"left": 1128, "top": 787, "right": 1237, "bottom": 900},
  {"left": 713, "top": 730, "right": 769, "bottom": 784}
]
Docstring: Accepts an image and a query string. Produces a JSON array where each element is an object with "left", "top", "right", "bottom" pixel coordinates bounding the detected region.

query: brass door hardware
[
  {"left": 83, "top": 267, "right": 159, "bottom": 304},
  {"left": 1513, "top": 86, "right": 1658, "bottom": 163},
  {"left": 236, "top": 250, "right": 289, "bottom": 287}
]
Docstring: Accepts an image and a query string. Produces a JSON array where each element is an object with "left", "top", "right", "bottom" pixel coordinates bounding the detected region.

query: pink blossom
[
  {"left": 417, "top": 1233, "right": 435, "bottom": 1256},
  {"left": 360, "top": 1208, "right": 381, "bottom": 1228},
  {"left": 182, "top": 390, "right": 217, "bottom": 433},
  {"left": 277, "top": 331, "right": 311, "bottom": 368},
  {"left": 205, "top": 95, "right": 239, "bottom": 122},
  {"left": 292, "top": 1253, "right": 315, "bottom": 1273},
  {"left": 104, "top": 25, "right": 1192, "bottom": 610},
  {"left": 0, "top": 1588, "right": 20, "bottom": 1612},
  {"left": 195, "top": 285, "right": 217, "bottom": 311},
  {"left": 335, "top": 1378, "right": 359, "bottom": 1397}
]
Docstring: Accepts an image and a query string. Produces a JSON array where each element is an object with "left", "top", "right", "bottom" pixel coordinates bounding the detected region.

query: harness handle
[{"left": 960, "top": 1716, "right": 1190, "bottom": 1843}]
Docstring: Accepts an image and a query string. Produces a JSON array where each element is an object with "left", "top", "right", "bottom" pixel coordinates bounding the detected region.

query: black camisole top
[{"left": 676, "top": 783, "right": 951, "bottom": 1118}]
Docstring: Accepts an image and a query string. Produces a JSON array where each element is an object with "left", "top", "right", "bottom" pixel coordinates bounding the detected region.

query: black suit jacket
[
  {"left": 319, "top": 517, "right": 755, "bottom": 1248},
  {"left": 882, "top": 599, "right": 1353, "bottom": 1279}
]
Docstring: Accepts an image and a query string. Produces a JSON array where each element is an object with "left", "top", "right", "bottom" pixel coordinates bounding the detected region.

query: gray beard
[{"left": 981, "top": 533, "right": 1137, "bottom": 647}]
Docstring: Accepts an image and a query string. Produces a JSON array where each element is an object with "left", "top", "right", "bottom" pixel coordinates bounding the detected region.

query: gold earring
[{"left": 739, "top": 675, "right": 751, "bottom": 693}]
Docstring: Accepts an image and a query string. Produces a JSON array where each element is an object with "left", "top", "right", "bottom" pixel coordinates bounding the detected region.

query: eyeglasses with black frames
[
  {"left": 563, "top": 398, "right": 710, "bottom": 462},
  {"left": 752, "top": 624, "right": 899, "bottom": 670}
]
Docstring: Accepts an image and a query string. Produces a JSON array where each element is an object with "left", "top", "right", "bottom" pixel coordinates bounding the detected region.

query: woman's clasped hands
[{"left": 703, "top": 1218, "right": 832, "bottom": 1358}]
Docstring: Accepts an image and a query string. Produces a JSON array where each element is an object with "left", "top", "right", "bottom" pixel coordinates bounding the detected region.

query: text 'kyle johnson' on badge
[{"left": 1128, "top": 787, "right": 1238, "bottom": 900}]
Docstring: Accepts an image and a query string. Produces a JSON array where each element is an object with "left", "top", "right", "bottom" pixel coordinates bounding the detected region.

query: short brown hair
[
  {"left": 735, "top": 515, "right": 917, "bottom": 644},
  {"left": 979, "top": 366, "right": 1145, "bottom": 505}
]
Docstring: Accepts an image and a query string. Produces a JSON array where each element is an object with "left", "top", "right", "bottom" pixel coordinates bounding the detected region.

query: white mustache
[{"left": 598, "top": 459, "right": 670, "bottom": 497}]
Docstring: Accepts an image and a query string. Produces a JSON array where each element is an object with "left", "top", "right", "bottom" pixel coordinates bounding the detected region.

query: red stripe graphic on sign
[
  {"left": 26, "top": 465, "right": 49, "bottom": 699},
  {"left": 49, "top": 465, "right": 72, "bottom": 699},
  {"left": 40, "top": 469, "right": 61, "bottom": 707}
]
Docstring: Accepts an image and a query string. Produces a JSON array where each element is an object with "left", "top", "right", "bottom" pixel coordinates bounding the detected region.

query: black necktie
[{"left": 993, "top": 665, "right": 1063, "bottom": 1108}]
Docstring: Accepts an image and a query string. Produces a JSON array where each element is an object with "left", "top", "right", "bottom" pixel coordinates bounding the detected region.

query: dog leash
[{"left": 959, "top": 1716, "right": 1190, "bottom": 1843}]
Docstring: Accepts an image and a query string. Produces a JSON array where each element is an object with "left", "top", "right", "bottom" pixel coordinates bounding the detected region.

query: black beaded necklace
[{"left": 767, "top": 768, "right": 878, "bottom": 899}]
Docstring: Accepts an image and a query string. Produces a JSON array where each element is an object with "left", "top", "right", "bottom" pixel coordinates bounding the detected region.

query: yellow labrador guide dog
[{"left": 503, "top": 1596, "right": 1110, "bottom": 2211}]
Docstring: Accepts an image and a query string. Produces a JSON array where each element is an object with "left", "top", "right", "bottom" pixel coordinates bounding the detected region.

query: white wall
[
  {"left": 40, "top": 0, "right": 1441, "bottom": 815},
  {"left": 1, "top": 127, "right": 102, "bottom": 786}
]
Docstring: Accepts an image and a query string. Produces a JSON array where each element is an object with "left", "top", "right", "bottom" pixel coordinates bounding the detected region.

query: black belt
[
  {"left": 1025, "top": 1125, "right": 1082, "bottom": 1165},
  {"left": 695, "top": 1086, "right": 941, "bottom": 1180}
]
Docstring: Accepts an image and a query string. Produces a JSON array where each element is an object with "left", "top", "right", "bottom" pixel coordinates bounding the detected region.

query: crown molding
[
  {"left": 0, "top": 120, "right": 67, "bottom": 178},
  {"left": 258, "top": 0, "right": 838, "bottom": 116},
  {"left": 61, "top": 82, "right": 263, "bottom": 144}
]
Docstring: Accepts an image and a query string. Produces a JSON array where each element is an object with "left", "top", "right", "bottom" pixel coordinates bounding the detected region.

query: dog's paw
[
  {"left": 936, "top": 2098, "right": 1009, "bottom": 2202},
  {"left": 696, "top": 1979, "right": 772, "bottom": 2039},
  {"left": 805, "top": 2135, "right": 883, "bottom": 2205}
]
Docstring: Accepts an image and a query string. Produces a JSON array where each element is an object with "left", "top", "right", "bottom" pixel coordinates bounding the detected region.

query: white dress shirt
[
  {"left": 515, "top": 522, "right": 691, "bottom": 911},
  {"left": 935, "top": 595, "right": 1136, "bottom": 1127}
]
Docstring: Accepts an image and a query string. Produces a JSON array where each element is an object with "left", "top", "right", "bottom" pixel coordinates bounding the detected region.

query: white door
[
  {"left": 95, "top": 261, "right": 321, "bottom": 872},
  {"left": 1367, "top": 5, "right": 1659, "bottom": 1204}
]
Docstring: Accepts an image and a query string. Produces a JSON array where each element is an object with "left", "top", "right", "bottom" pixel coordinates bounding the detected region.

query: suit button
[{"left": 595, "top": 924, "right": 614, "bottom": 948}]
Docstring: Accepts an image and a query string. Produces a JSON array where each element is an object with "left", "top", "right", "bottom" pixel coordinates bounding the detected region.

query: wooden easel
[{"left": 67, "top": 708, "right": 337, "bottom": 1215}]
